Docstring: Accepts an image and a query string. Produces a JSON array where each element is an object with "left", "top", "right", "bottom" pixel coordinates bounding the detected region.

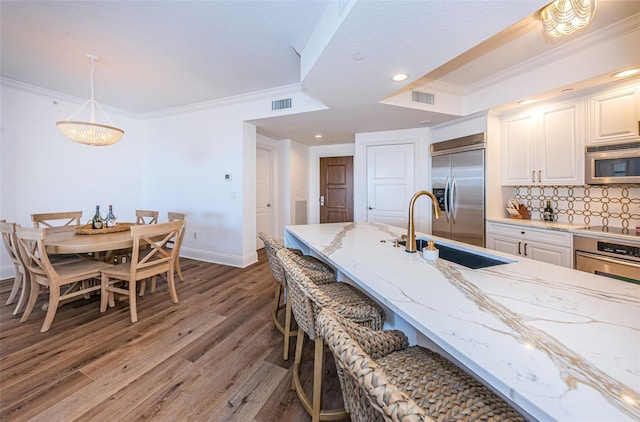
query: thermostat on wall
[{"left": 224, "top": 174, "right": 232, "bottom": 181}]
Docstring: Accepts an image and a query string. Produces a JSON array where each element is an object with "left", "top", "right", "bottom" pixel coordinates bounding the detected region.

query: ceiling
[{"left": 2, "top": 0, "right": 638, "bottom": 146}]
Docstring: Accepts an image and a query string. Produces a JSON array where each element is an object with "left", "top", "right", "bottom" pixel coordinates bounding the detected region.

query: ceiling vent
[
  {"left": 272, "top": 98, "right": 292, "bottom": 111},
  {"left": 411, "top": 91, "right": 435, "bottom": 105}
]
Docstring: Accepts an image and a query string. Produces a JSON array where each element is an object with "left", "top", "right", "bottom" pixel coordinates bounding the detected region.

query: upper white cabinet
[
  {"left": 501, "top": 100, "right": 585, "bottom": 186},
  {"left": 588, "top": 84, "right": 640, "bottom": 145}
]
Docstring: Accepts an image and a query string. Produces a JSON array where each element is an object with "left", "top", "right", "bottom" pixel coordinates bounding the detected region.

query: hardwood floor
[{"left": 0, "top": 251, "right": 349, "bottom": 421}]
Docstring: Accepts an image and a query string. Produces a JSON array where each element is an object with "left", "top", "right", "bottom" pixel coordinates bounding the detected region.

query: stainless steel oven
[
  {"left": 585, "top": 141, "right": 640, "bottom": 185},
  {"left": 574, "top": 233, "right": 640, "bottom": 284}
]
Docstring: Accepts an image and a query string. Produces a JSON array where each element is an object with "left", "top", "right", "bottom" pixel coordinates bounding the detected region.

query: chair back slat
[
  {"left": 0, "top": 221, "right": 22, "bottom": 266},
  {"left": 135, "top": 210, "right": 159, "bottom": 225},
  {"left": 167, "top": 212, "right": 186, "bottom": 246},
  {"left": 31, "top": 211, "right": 82, "bottom": 228},
  {"left": 15, "top": 227, "right": 56, "bottom": 283},
  {"left": 129, "top": 221, "right": 182, "bottom": 280}
]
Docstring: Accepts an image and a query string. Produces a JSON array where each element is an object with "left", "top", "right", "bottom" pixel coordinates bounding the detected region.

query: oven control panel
[{"left": 597, "top": 241, "right": 640, "bottom": 259}]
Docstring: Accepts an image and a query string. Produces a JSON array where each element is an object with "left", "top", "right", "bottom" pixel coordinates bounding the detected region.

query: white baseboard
[{"left": 181, "top": 247, "right": 258, "bottom": 268}]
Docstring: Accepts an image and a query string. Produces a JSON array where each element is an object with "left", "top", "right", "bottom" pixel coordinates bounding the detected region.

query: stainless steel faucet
[{"left": 406, "top": 190, "right": 442, "bottom": 253}]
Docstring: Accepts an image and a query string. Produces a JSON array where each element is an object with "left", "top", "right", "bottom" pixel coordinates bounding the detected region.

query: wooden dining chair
[
  {"left": 1, "top": 221, "right": 30, "bottom": 316},
  {"left": 135, "top": 210, "right": 159, "bottom": 225},
  {"left": 31, "top": 211, "right": 82, "bottom": 228},
  {"left": 15, "top": 226, "right": 113, "bottom": 332},
  {"left": 100, "top": 220, "right": 183, "bottom": 323},
  {"left": 138, "top": 213, "right": 186, "bottom": 295},
  {"left": 167, "top": 212, "right": 186, "bottom": 282}
]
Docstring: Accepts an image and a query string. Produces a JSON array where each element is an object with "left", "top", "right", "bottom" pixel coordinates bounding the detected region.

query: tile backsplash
[{"left": 514, "top": 185, "right": 640, "bottom": 229}]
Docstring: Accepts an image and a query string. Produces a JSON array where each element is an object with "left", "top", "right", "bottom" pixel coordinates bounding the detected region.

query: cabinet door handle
[
  {"left": 531, "top": 171, "right": 535, "bottom": 183},
  {"left": 524, "top": 243, "right": 528, "bottom": 256},
  {"left": 538, "top": 170, "right": 542, "bottom": 183},
  {"left": 518, "top": 241, "right": 522, "bottom": 255}
]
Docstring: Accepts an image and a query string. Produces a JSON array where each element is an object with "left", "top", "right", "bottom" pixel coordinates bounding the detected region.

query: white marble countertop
[
  {"left": 285, "top": 222, "right": 640, "bottom": 422},
  {"left": 487, "top": 217, "right": 585, "bottom": 232}
]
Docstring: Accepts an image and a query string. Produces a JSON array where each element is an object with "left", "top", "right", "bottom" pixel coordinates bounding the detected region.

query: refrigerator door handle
[
  {"left": 450, "top": 177, "right": 457, "bottom": 223},
  {"left": 443, "top": 176, "right": 450, "bottom": 223}
]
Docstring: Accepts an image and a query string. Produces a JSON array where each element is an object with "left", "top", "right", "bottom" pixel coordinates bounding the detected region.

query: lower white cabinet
[{"left": 486, "top": 221, "right": 573, "bottom": 268}]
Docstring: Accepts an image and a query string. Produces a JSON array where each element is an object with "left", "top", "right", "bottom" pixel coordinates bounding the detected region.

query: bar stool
[
  {"left": 317, "top": 308, "right": 527, "bottom": 422},
  {"left": 259, "top": 232, "right": 334, "bottom": 360},
  {"left": 277, "top": 248, "right": 385, "bottom": 422}
]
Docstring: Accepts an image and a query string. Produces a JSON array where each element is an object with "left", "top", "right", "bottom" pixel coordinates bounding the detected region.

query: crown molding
[{"left": 0, "top": 77, "right": 142, "bottom": 119}]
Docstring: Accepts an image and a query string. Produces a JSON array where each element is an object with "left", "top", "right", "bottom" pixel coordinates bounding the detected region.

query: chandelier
[
  {"left": 56, "top": 54, "right": 124, "bottom": 146},
  {"left": 540, "top": 0, "right": 597, "bottom": 39}
]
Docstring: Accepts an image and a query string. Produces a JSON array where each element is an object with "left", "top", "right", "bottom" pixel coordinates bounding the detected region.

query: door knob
[
  {"left": 266, "top": 203, "right": 271, "bottom": 207},
  {"left": 368, "top": 207, "right": 374, "bottom": 210}
]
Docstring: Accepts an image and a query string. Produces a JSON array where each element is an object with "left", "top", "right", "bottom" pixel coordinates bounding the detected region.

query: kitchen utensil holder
[{"left": 509, "top": 205, "right": 530, "bottom": 219}]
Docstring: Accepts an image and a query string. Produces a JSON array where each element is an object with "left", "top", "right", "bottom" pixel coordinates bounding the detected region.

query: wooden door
[
  {"left": 320, "top": 156, "right": 354, "bottom": 223},
  {"left": 256, "top": 147, "right": 273, "bottom": 248},
  {"left": 366, "top": 144, "right": 414, "bottom": 228}
]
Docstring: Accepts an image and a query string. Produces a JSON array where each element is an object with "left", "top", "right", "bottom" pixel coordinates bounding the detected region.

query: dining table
[{"left": 44, "top": 224, "right": 136, "bottom": 256}]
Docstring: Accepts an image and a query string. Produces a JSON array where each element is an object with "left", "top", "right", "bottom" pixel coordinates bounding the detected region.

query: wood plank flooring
[{"left": 0, "top": 251, "right": 349, "bottom": 421}]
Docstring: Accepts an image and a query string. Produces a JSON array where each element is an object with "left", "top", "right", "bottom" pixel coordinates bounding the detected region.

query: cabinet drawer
[{"left": 486, "top": 222, "right": 571, "bottom": 247}]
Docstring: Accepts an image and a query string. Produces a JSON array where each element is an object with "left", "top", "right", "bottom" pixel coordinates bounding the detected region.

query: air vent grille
[
  {"left": 586, "top": 141, "right": 640, "bottom": 153},
  {"left": 412, "top": 91, "right": 435, "bottom": 105},
  {"left": 272, "top": 98, "right": 292, "bottom": 111}
]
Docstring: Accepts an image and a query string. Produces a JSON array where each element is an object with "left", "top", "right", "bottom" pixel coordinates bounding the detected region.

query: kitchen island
[{"left": 284, "top": 222, "right": 640, "bottom": 422}]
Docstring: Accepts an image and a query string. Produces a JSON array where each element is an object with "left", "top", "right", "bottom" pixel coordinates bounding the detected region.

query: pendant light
[{"left": 56, "top": 54, "right": 124, "bottom": 146}]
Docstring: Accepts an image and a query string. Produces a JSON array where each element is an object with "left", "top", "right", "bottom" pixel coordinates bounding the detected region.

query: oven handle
[{"left": 576, "top": 251, "right": 640, "bottom": 269}]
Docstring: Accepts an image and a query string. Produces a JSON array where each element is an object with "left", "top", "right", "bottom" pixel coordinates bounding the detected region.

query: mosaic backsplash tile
[{"left": 514, "top": 185, "right": 640, "bottom": 229}]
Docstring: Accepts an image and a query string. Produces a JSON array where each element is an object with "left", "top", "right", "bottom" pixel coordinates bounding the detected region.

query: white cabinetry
[
  {"left": 588, "top": 84, "right": 640, "bottom": 145},
  {"left": 501, "top": 100, "right": 584, "bottom": 186},
  {"left": 486, "top": 221, "right": 572, "bottom": 268}
]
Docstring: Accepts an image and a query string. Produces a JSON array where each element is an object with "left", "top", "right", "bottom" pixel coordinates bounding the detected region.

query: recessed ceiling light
[
  {"left": 314, "top": 134, "right": 323, "bottom": 139},
  {"left": 391, "top": 72, "right": 409, "bottom": 82},
  {"left": 419, "top": 120, "right": 431, "bottom": 125},
  {"left": 561, "top": 88, "right": 574, "bottom": 93},
  {"left": 612, "top": 68, "right": 640, "bottom": 78},
  {"left": 518, "top": 98, "right": 537, "bottom": 105}
]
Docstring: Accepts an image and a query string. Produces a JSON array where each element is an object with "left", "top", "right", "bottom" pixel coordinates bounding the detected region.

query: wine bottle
[
  {"left": 106, "top": 205, "right": 117, "bottom": 228},
  {"left": 92, "top": 205, "right": 103, "bottom": 229},
  {"left": 543, "top": 200, "right": 554, "bottom": 222}
]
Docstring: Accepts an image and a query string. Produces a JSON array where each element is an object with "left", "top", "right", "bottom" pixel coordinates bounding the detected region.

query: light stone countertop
[
  {"left": 487, "top": 216, "right": 585, "bottom": 232},
  {"left": 487, "top": 217, "right": 640, "bottom": 244},
  {"left": 285, "top": 222, "right": 640, "bottom": 422}
]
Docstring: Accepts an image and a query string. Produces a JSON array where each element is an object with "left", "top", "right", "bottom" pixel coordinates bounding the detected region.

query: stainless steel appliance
[
  {"left": 585, "top": 141, "right": 640, "bottom": 185},
  {"left": 431, "top": 133, "right": 485, "bottom": 247},
  {"left": 574, "top": 229, "right": 640, "bottom": 284}
]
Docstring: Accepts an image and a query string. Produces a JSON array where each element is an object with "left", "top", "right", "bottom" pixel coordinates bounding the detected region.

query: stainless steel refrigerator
[{"left": 431, "top": 133, "right": 485, "bottom": 247}]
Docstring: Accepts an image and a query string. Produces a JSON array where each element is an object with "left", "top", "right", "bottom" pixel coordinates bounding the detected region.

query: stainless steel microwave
[{"left": 585, "top": 141, "right": 640, "bottom": 185}]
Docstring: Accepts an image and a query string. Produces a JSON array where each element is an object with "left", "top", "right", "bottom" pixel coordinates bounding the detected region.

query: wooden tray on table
[{"left": 75, "top": 223, "right": 132, "bottom": 235}]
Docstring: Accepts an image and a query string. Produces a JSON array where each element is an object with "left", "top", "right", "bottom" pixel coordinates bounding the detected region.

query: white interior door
[
  {"left": 366, "top": 144, "right": 415, "bottom": 229},
  {"left": 256, "top": 147, "right": 273, "bottom": 249}
]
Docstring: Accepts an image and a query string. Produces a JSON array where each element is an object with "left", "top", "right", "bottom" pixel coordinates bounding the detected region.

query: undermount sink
[{"left": 400, "top": 238, "right": 514, "bottom": 269}]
